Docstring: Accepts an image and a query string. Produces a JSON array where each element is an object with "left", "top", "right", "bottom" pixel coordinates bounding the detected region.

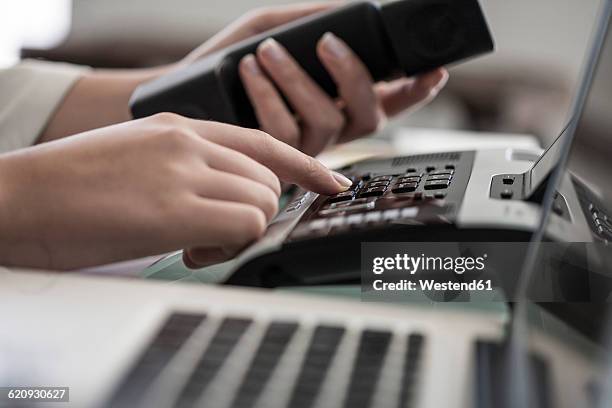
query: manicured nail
[
  {"left": 400, "top": 79, "right": 415, "bottom": 94},
  {"left": 433, "top": 70, "right": 450, "bottom": 93},
  {"left": 259, "top": 38, "right": 286, "bottom": 62},
  {"left": 332, "top": 171, "right": 353, "bottom": 189},
  {"left": 321, "top": 32, "right": 349, "bottom": 59},
  {"left": 241, "top": 54, "right": 261, "bottom": 75}
]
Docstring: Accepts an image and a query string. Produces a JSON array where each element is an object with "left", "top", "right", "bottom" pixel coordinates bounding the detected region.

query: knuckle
[
  {"left": 358, "top": 115, "right": 381, "bottom": 135},
  {"left": 247, "top": 8, "right": 275, "bottom": 33},
  {"left": 258, "top": 189, "right": 279, "bottom": 220},
  {"left": 314, "top": 112, "right": 346, "bottom": 136},
  {"left": 253, "top": 129, "right": 276, "bottom": 152},
  {"left": 240, "top": 9, "right": 261, "bottom": 26},
  {"left": 164, "top": 126, "right": 197, "bottom": 147},
  {"left": 241, "top": 207, "right": 268, "bottom": 240},
  {"left": 335, "top": 57, "right": 357, "bottom": 75},
  {"left": 150, "top": 111, "right": 182, "bottom": 125},
  {"left": 303, "top": 155, "right": 322, "bottom": 179},
  {"left": 242, "top": 9, "right": 261, "bottom": 22},
  {"left": 249, "top": 8, "right": 268, "bottom": 21},
  {"left": 272, "top": 121, "right": 300, "bottom": 147},
  {"left": 265, "top": 170, "right": 282, "bottom": 196},
  {"left": 152, "top": 126, "right": 200, "bottom": 157}
]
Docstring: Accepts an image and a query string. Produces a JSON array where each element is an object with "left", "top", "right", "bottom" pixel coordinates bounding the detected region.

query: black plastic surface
[
  {"left": 223, "top": 151, "right": 542, "bottom": 288},
  {"left": 130, "top": 0, "right": 494, "bottom": 128}
]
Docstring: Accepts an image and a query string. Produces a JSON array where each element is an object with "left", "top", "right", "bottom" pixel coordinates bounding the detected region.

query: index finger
[{"left": 186, "top": 119, "right": 352, "bottom": 195}]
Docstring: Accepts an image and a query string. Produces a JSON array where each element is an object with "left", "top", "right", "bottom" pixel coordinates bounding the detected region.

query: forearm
[
  {"left": 0, "top": 153, "right": 43, "bottom": 267},
  {"left": 38, "top": 65, "right": 171, "bottom": 143}
]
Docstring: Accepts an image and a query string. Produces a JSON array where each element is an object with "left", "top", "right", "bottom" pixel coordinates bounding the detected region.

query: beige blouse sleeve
[{"left": 0, "top": 60, "right": 89, "bottom": 154}]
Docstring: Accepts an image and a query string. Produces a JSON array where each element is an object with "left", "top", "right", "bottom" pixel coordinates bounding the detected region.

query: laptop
[
  {"left": 1, "top": 4, "right": 611, "bottom": 407},
  {"left": 0, "top": 262, "right": 605, "bottom": 408}
]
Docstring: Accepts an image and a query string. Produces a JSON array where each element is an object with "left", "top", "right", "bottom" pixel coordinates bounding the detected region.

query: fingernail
[
  {"left": 321, "top": 32, "right": 349, "bottom": 59},
  {"left": 433, "top": 70, "right": 449, "bottom": 93},
  {"left": 241, "top": 54, "right": 261, "bottom": 75},
  {"left": 332, "top": 171, "right": 353, "bottom": 189},
  {"left": 400, "top": 79, "right": 415, "bottom": 94},
  {"left": 259, "top": 38, "right": 286, "bottom": 62}
]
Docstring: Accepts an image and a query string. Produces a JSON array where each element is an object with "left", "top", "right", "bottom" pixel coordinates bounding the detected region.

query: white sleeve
[{"left": 0, "top": 59, "right": 89, "bottom": 154}]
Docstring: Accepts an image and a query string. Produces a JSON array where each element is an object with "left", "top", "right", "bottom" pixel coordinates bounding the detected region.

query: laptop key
[
  {"left": 288, "top": 326, "right": 345, "bottom": 408},
  {"left": 229, "top": 322, "right": 298, "bottom": 408},
  {"left": 107, "top": 313, "right": 205, "bottom": 407},
  {"left": 398, "top": 334, "right": 426, "bottom": 408},
  {"left": 342, "top": 330, "right": 392, "bottom": 408},
  {"left": 175, "top": 318, "right": 252, "bottom": 408}
]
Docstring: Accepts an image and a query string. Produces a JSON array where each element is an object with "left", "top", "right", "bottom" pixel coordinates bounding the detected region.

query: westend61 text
[{"left": 372, "top": 279, "right": 493, "bottom": 292}]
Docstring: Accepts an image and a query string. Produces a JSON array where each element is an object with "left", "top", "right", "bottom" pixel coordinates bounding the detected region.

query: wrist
[
  {"left": 39, "top": 64, "right": 174, "bottom": 143},
  {"left": 0, "top": 155, "right": 14, "bottom": 217},
  {"left": 0, "top": 155, "right": 19, "bottom": 265},
  {"left": 84, "top": 63, "right": 177, "bottom": 119},
  {"left": 0, "top": 153, "right": 56, "bottom": 269}
]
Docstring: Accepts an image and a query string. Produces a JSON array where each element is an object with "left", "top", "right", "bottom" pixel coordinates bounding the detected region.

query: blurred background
[{"left": 0, "top": 0, "right": 603, "bottom": 150}]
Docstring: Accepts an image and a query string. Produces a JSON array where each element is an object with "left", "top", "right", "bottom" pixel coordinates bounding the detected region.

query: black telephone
[{"left": 129, "top": 0, "right": 494, "bottom": 127}]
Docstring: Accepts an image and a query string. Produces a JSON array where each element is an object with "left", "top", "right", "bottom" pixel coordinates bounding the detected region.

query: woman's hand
[
  {"left": 187, "top": 2, "right": 449, "bottom": 157},
  {"left": 0, "top": 113, "right": 351, "bottom": 270},
  {"left": 239, "top": 36, "right": 448, "bottom": 156},
  {"left": 41, "top": 2, "right": 448, "bottom": 155}
]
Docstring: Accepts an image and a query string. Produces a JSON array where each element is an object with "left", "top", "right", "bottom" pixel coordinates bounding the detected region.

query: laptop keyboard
[
  {"left": 108, "top": 313, "right": 205, "bottom": 407},
  {"left": 287, "top": 325, "right": 345, "bottom": 408},
  {"left": 106, "top": 313, "right": 426, "bottom": 408},
  {"left": 175, "top": 318, "right": 252, "bottom": 408},
  {"left": 229, "top": 322, "right": 298, "bottom": 408},
  {"left": 342, "top": 330, "right": 392, "bottom": 408}
]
